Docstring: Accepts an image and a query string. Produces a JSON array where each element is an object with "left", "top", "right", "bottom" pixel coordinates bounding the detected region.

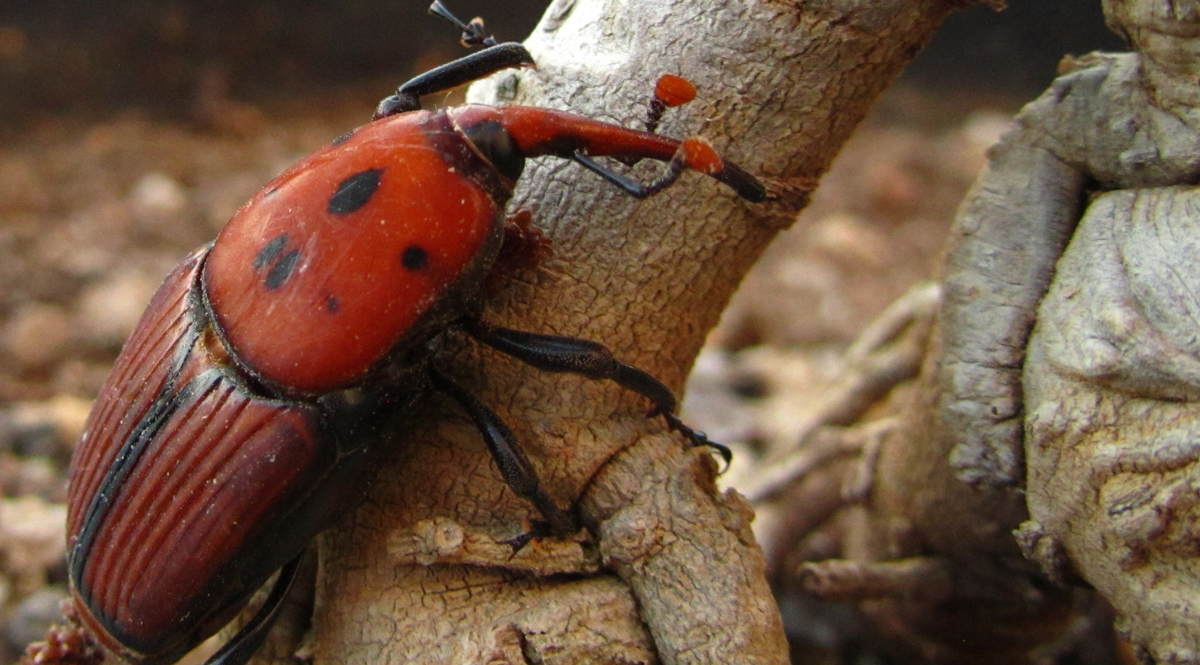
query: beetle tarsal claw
[{"left": 499, "top": 520, "right": 554, "bottom": 554}]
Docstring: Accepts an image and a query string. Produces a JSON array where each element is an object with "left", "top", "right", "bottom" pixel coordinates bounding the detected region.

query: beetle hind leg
[
  {"left": 463, "top": 319, "right": 731, "bottom": 466},
  {"left": 204, "top": 554, "right": 304, "bottom": 665}
]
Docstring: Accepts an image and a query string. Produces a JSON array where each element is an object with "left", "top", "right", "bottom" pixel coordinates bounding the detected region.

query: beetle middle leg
[
  {"left": 462, "top": 318, "right": 732, "bottom": 465},
  {"left": 428, "top": 367, "right": 578, "bottom": 545}
]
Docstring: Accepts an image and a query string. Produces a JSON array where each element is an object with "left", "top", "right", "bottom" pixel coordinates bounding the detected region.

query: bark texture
[
  {"left": 1016, "top": 5, "right": 1200, "bottom": 660},
  {"left": 297, "top": 0, "right": 967, "bottom": 663},
  {"left": 1016, "top": 3, "right": 1200, "bottom": 662},
  {"left": 1024, "top": 186, "right": 1200, "bottom": 664},
  {"left": 761, "top": 1, "right": 1200, "bottom": 664}
]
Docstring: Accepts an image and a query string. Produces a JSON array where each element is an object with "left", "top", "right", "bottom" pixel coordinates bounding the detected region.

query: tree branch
[{"left": 305, "top": 0, "right": 969, "bottom": 663}]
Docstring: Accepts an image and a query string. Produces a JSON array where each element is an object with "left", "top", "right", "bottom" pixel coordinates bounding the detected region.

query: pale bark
[
  {"left": 1017, "top": 5, "right": 1200, "bottom": 664},
  {"left": 748, "top": 1, "right": 1200, "bottom": 664},
  {"left": 294, "top": 0, "right": 969, "bottom": 663}
]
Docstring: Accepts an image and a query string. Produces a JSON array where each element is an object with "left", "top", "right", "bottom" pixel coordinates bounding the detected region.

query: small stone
[
  {"left": 8, "top": 396, "right": 92, "bottom": 460},
  {"left": 811, "top": 213, "right": 889, "bottom": 267},
  {"left": 0, "top": 496, "right": 67, "bottom": 595},
  {"left": 129, "top": 172, "right": 188, "bottom": 219},
  {"left": 15, "top": 458, "right": 62, "bottom": 503},
  {"left": 77, "top": 270, "right": 159, "bottom": 347},
  {"left": 3, "top": 303, "right": 72, "bottom": 371},
  {"left": 3, "top": 587, "right": 68, "bottom": 658},
  {"left": 961, "top": 110, "right": 1013, "bottom": 154}
]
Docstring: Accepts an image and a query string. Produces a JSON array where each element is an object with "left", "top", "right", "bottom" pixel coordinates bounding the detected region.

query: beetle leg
[
  {"left": 573, "top": 151, "right": 686, "bottom": 200},
  {"left": 483, "top": 210, "right": 553, "bottom": 296},
  {"left": 428, "top": 367, "right": 578, "bottom": 541},
  {"left": 374, "top": 43, "right": 535, "bottom": 119},
  {"left": 572, "top": 138, "right": 763, "bottom": 204},
  {"left": 463, "top": 319, "right": 732, "bottom": 466},
  {"left": 204, "top": 553, "right": 304, "bottom": 665}
]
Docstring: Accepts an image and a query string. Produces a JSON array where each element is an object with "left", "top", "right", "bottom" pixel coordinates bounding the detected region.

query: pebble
[
  {"left": 0, "top": 496, "right": 67, "bottom": 595},
  {"left": 77, "top": 269, "right": 160, "bottom": 348},
  {"left": 2, "top": 587, "right": 68, "bottom": 661},
  {"left": 7, "top": 395, "right": 92, "bottom": 458},
  {"left": 0, "top": 397, "right": 91, "bottom": 485},
  {"left": 2, "top": 303, "right": 72, "bottom": 371},
  {"left": 129, "top": 172, "right": 188, "bottom": 219}
]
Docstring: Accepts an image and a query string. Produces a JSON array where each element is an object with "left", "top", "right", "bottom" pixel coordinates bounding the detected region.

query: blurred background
[{"left": 0, "top": 1, "right": 1123, "bottom": 663}]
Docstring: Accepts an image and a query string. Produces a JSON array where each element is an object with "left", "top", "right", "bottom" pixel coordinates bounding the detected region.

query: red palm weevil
[{"left": 58, "top": 6, "right": 765, "bottom": 665}]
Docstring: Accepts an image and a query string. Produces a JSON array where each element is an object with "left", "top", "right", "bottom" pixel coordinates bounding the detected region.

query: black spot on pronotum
[
  {"left": 327, "top": 168, "right": 384, "bottom": 215},
  {"left": 331, "top": 130, "right": 355, "bottom": 146},
  {"left": 401, "top": 245, "right": 429, "bottom": 271},
  {"left": 325, "top": 295, "right": 340, "bottom": 312},
  {"left": 254, "top": 233, "right": 289, "bottom": 270},
  {"left": 265, "top": 249, "right": 301, "bottom": 290}
]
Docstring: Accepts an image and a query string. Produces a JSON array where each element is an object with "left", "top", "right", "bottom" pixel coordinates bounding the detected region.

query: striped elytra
[{"left": 66, "top": 251, "right": 337, "bottom": 663}]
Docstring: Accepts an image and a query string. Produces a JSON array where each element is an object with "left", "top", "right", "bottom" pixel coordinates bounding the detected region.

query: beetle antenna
[
  {"left": 429, "top": 1, "right": 497, "bottom": 48},
  {"left": 645, "top": 74, "right": 697, "bottom": 134},
  {"left": 613, "top": 74, "right": 700, "bottom": 167}
]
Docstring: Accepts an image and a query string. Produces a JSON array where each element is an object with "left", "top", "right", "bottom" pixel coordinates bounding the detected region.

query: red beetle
[{"left": 59, "top": 7, "right": 764, "bottom": 665}]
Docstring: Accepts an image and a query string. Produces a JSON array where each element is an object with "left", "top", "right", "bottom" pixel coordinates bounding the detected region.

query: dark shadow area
[
  {"left": 0, "top": 1, "right": 1125, "bottom": 134},
  {"left": 903, "top": 0, "right": 1124, "bottom": 98}
]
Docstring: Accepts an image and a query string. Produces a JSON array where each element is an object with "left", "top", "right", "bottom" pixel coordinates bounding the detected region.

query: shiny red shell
[
  {"left": 67, "top": 251, "right": 334, "bottom": 662},
  {"left": 63, "top": 85, "right": 763, "bottom": 663},
  {"left": 204, "top": 110, "right": 502, "bottom": 394}
]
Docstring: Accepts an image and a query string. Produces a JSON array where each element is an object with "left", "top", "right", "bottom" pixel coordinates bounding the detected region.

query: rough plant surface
[
  {"left": 309, "top": 0, "right": 974, "bottom": 662},
  {"left": 1014, "top": 2, "right": 1200, "bottom": 662},
  {"left": 739, "top": 1, "right": 1200, "bottom": 664},
  {"left": 0, "top": 92, "right": 1015, "bottom": 665}
]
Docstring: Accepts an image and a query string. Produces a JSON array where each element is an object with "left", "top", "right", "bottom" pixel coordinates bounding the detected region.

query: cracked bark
[
  {"left": 256, "top": 0, "right": 975, "bottom": 663},
  {"left": 747, "top": 1, "right": 1200, "bottom": 663}
]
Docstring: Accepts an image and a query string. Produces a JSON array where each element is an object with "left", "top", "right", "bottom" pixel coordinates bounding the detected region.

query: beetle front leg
[
  {"left": 572, "top": 137, "right": 764, "bottom": 203},
  {"left": 462, "top": 319, "right": 731, "bottom": 465},
  {"left": 428, "top": 367, "right": 578, "bottom": 544},
  {"left": 573, "top": 151, "right": 686, "bottom": 199}
]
